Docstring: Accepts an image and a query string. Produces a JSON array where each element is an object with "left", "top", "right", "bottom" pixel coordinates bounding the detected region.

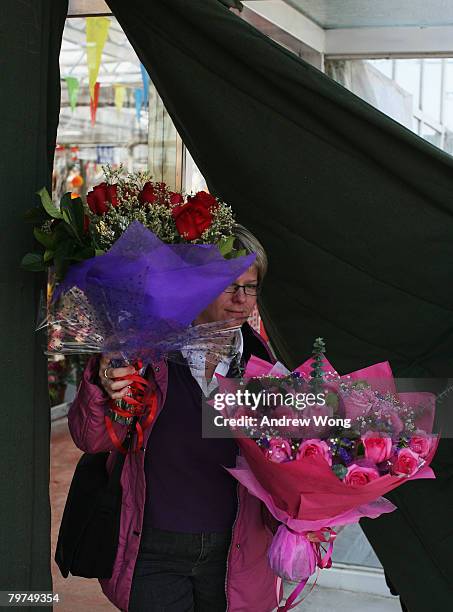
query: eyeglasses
[{"left": 223, "top": 283, "right": 260, "bottom": 296}]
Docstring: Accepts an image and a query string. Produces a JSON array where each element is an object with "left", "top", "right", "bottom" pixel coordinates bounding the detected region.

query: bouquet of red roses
[{"left": 22, "top": 166, "right": 254, "bottom": 450}]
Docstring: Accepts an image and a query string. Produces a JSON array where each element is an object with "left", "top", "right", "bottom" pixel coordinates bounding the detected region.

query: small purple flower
[
  {"left": 259, "top": 437, "right": 270, "bottom": 449},
  {"left": 338, "top": 447, "right": 353, "bottom": 465}
]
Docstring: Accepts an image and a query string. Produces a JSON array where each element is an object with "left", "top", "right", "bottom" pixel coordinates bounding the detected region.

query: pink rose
[
  {"left": 233, "top": 406, "right": 255, "bottom": 419},
  {"left": 408, "top": 432, "right": 432, "bottom": 459},
  {"left": 229, "top": 406, "right": 255, "bottom": 430},
  {"left": 272, "top": 406, "right": 302, "bottom": 437},
  {"left": 344, "top": 464, "right": 380, "bottom": 486},
  {"left": 392, "top": 448, "right": 421, "bottom": 477},
  {"left": 299, "top": 403, "right": 334, "bottom": 438},
  {"left": 265, "top": 438, "right": 292, "bottom": 463},
  {"left": 362, "top": 432, "right": 393, "bottom": 464},
  {"left": 296, "top": 439, "right": 332, "bottom": 466},
  {"left": 343, "top": 388, "right": 376, "bottom": 420},
  {"left": 375, "top": 401, "right": 404, "bottom": 434}
]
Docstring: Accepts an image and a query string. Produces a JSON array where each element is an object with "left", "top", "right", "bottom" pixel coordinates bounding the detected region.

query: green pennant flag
[{"left": 65, "top": 76, "right": 79, "bottom": 112}]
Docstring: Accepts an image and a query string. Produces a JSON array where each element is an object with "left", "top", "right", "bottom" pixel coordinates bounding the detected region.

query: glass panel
[
  {"left": 394, "top": 59, "right": 421, "bottom": 110},
  {"left": 184, "top": 148, "right": 208, "bottom": 193},
  {"left": 443, "top": 129, "right": 453, "bottom": 155},
  {"left": 332, "top": 524, "right": 381, "bottom": 568},
  {"left": 367, "top": 59, "right": 393, "bottom": 79},
  {"left": 421, "top": 123, "right": 441, "bottom": 147},
  {"left": 147, "top": 84, "right": 179, "bottom": 189},
  {"left": 328, "top": 59, "right": 413, "bottom": 130},
  {"left": 422, "top": 59, "right": 442, "bottom": 121},
  {"left": 443, "top": 60, "right": 453, "bottom": 131}
]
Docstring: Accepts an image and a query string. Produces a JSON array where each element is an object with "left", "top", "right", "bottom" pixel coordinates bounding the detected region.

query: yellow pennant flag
[
  {"left": 114, "top": 84, "right": 126, "bottom": 113},
  {"left": 86, "top": 17, "right": 110, "bottom": 99}
]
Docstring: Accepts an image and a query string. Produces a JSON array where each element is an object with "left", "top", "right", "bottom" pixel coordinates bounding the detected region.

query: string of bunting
[{"left": 61, "top": 17, "right": 151, "bottom": 124}]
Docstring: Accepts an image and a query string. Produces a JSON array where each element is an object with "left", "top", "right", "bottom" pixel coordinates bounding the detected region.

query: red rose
[
  {"left": 86, "top": 182, "right": 118, "bottom": 215},
  {"left": 188, "top": 191, "right": 218, "bottom": 209},
  {"left": 140, "top": 181, "right": 158, "bottom": 204},
  {"left": 169, "top": 192, "right": 184, "bottom": 205},
  {"left": 172, "top": 200, "right": 214, "bottom": 240}
]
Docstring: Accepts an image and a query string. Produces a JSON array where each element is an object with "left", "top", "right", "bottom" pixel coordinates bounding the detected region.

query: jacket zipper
[{"left": 225, "top": 482, "right": 240, "bottom": 611}]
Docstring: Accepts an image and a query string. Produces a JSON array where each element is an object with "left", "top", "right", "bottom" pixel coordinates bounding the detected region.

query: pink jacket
[{"left": 68, "top": 337, "right": 280, "bottom": 611}]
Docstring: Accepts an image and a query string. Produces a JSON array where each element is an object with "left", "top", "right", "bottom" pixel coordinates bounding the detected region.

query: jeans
[{"left": 129, "top": 528, "right": 232, "bottom": 612}]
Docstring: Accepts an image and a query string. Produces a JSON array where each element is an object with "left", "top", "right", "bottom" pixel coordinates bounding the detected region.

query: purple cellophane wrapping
[{"left": 53, "top": 221, "right": 255, "bottom": 358}]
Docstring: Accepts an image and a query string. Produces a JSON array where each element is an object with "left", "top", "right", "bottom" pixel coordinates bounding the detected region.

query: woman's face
[{"left": 194, "top": 265, "right": 259, "bottom": 326}]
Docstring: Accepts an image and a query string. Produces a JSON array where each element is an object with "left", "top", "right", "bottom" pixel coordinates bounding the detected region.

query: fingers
[
  {"left": 110, "top": 365, "right": 137, "bottom": 378},
  {"left": 110, "top": 385, "right": 132, "bottom": 401},
  {"left": 98, "top": 354, "right": 137, "bottom": 400}
]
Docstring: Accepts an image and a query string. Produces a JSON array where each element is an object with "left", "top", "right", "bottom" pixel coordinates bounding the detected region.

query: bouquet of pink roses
[{"left": 216, "top": 339, "right": 438, "bottom": 611}]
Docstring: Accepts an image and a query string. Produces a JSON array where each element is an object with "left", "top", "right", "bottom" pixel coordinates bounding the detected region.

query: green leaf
[
  {"left": 53, "top": 239, "right": 75, "bottom": 281},
  {"left": 69, "top": 247, "right": 96, "bottom": 262},
  {"left": 23, "top": 206, "right": 50, "bottom": 224},
  {"left": 21, "top": 252, "right": 47, "bottom": 272},
  {"left": 54, "top": 259, "right": 69, "bottom": 281},
  {"left": 325, "top": 392, "right": 339, "bottom": 410},
  {"left": 350, "top": 379, "right": 370, "bottom": 390},
  {"left": 60, "top": 192, "right": 84, "bottom": 243},
  {"left": 60, "top": 218, "right": 79, "bottom": 242},
  {"left": 332, "top": 464, "right": 348, "bottom": 480},
  {"left": 48, "top": 219, "right": 79, "bottom": 251},
  {"left": 37, "top": 187, "right": 62, "bottom": 219},
  {"left": 217, "top": 235, "right": 235, "bottom": 257},
  {"left": 95, "top": 249, "right": 105, "bottom": 256},
  {"left": 356, "top": 442, "right": 365, "bottom": 457},
  {"left": 54, "top": 220, "right": 72, "bottom": 242},
  {"left": 43, "top": 249, "right": 55, "bottom": 264},
  {"left": 33, "top": 226, "right": 56, "bottom": 250},
  {"left": 55, "top": 237, "right": 76, "bottom": 259}
]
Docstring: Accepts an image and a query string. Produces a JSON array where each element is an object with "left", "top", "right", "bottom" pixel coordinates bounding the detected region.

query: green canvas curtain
[
  {"left": 104, "top": 2, "right": 453, "bottom": 610},
  {"left": 107, "top": 0, "right": 453, "bottom": 379},
  {"left": 0, "top": 0, "right": 67, "bottom": 602},
  {"left": 3, "top": 0, "right": 453, "bottom": 608}
]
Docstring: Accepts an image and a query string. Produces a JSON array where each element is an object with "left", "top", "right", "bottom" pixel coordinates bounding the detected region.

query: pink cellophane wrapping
[
  {"left": 232, "top": 355, "right": 437, "bottom": 583},
  {"left": 269, "top": 526, "right": 318, "bottom": 581},
  {"left": 227, "top": 454, "right": 435, "bottom": 580},
  {"left": 235, "top": 433, "right": 436, "bottom": 521},
  {"left": 226, "top": 456, "right": 400, "bottom": 530}
]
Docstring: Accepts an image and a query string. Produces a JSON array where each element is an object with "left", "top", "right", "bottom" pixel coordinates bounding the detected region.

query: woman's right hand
[{"left": 98, "top": 354, "right": 137, "bottom": 400}]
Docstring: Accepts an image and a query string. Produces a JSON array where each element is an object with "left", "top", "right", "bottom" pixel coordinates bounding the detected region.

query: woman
[{"left": 68, "top": 225, "right": 280, "bottom": 612}]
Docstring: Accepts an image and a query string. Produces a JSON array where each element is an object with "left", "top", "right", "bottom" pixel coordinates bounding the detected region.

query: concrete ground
[
  {"left": 50, "top": 418, "right": 115, "bottom": 611},
  {"left": 284, "top": 584, "right": 401, "bottom": 612},
  {"left": 50, "top": 418, "right": 401, "bottom": 611}
]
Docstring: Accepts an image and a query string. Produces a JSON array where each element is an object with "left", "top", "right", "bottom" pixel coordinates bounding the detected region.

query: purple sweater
[{"left": 143, "top": 359, "right": 239, "bottom": 533}]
